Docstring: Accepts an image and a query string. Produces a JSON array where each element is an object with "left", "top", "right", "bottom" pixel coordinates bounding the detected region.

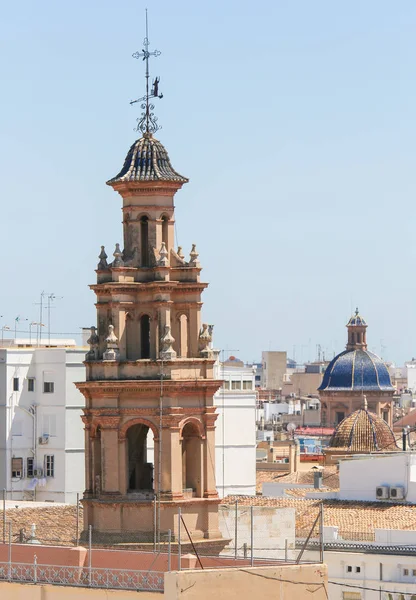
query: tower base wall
[{"left": 81, "top": 497, "right": 222, "bottom": 544}]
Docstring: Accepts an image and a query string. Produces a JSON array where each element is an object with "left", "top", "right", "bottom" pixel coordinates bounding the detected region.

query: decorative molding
[{"left": 122, "top": 205, "right": 175, "bottom": 212}]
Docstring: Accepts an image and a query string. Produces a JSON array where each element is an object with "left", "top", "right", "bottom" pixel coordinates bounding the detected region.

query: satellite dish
[{"left": 287, "top": 422, "right": 296, "bottom": 432}]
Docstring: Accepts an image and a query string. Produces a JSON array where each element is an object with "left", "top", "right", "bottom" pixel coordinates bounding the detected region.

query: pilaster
[{"left": 100, "top": 417, "right": 121, "bottom": 495}]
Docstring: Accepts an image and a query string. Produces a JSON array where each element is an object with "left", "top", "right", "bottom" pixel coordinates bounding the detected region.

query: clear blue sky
[{"left": 2, "top": 1, "right": 416, "bottom": 365}]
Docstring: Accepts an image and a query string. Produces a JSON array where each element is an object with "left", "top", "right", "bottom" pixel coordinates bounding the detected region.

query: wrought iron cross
[{"left": 130, "top": 9, "right": 163, "bottom": 134}]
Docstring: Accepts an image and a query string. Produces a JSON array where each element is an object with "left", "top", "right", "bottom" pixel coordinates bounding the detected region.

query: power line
[{"left": 328, "top": 579, "right": 416, "bottom": 594}]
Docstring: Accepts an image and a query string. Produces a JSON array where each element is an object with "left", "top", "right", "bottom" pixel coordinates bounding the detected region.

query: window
[
  {"left": 45, "top": 455, "right": 55, "bottom": 477},
  {"left": 27, "top": 457, "right": 34, "bottom": 478},
  {"left": 161, "top": 215, "right": 169, "bottom": 246},
  {"left": 355, "top": 567, "right": 361, "bottom": 573},
  {"left": 140, "top": 315, "right": 151, "bottom": 359},
  {"left": 231, "top": 381, "right": 241, "bottom": 390},
  {"left": 140, "top": 216, "right": 149, "bottom": 267},
  {"left": 13, "top": 378, "right": 19, "bottom": 391},
  {"left": 412, "top": 570, "right": 416, "bottom": 577},
  {"left": 404, "top": 569, "right": 409, "bottom": 576},
  {"left": 11, "top": 420, "right": 23, "bottom": 436},
  {"left": 243, "top": 380, "right": 253, "bottom": 390},
  {"left": 43, "top": 371, "right": 55, "bottom": 393},
  {"left": 42, "top": 414, "right": 57, "bottom": 437},
  {"left": 347, "top": 566, "right": 352, "bottom": 573},
  {"left": 223, "top": 381, "right": 230, "bottom": 390},
  {"left": 28, "top": 378, "right": 35, "bottom": 392},
  {"left": 12, "top": 457, "right": 23, "bottom": 479},
  {"left": 342, "top": 593, "right": 361, "bottom": 600}
]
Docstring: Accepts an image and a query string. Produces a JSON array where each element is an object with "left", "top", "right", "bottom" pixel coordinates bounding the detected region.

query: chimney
[{"left": 313, "top": 470, "right": 322, "bottom": 489}]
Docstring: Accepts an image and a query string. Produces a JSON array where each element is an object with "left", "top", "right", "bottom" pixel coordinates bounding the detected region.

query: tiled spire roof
[{"left": 107, "top": 133, "right": 188, "bottom": 185}]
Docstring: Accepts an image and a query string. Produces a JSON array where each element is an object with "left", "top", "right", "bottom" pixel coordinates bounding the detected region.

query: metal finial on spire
[
  {"left": 130, "top": 9, "right": 163, "bottom": 135},
  {"left": 355, "top": 307, "right": 359, "bottom": 316}
]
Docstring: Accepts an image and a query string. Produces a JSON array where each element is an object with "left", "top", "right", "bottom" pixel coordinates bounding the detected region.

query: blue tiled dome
[
  {"left": 318, "top": 349, "right": 393, "bottom": 392},
  {"left": 347, "top": 313, "right": 367, "bottom": 327}
]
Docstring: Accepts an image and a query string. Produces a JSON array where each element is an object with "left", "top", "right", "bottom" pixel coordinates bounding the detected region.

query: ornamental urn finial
[
  {"left": 86, "top": 326, "right": 99, "bottom": 360},
  {"left": 159, "top": 325, "right": 176, "bottom": 361},
  {"left": 199, "top": 323, "right": 213, "bottom": 358},
  {"left": 97, "top": 246, "right": 108, "bottom": 270},
  {"left": 112, "top": 244, "right": 124, "bottom": 268},
  {"left": 103, "top": 324, "right": 120, "bottom": 361}
]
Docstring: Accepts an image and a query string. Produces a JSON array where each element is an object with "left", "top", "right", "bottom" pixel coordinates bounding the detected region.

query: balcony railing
[{"left": 0, "top": 561, "right": 164, "bottom": 592}]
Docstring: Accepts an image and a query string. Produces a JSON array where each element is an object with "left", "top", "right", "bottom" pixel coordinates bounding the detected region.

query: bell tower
[{"left": 76, "top": 18, "right": 222, "bottom": 543}]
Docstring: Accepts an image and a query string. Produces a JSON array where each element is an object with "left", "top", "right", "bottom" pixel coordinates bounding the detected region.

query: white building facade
[
  {"left": 337, "top": 453, "right": 416, "bottom": 503},
  {"left": 214, "top": 360, "right": 257, "bottom": 497},
  {"left": 0, "top": 342, "right": 86, "bottom": 503}
]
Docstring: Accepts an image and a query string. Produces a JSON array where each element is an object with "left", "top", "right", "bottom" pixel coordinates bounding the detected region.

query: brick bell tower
[{"left": 76, "top": 24, "right": 222, "bottom": 543}]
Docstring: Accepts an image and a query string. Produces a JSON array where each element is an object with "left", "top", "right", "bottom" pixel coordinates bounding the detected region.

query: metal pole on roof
[
  {"left": 250, "top": 506, "right": 254, "bottom": 567},
  {"left": 234, "top": 500, "right": 238, "bottom": 560},
  {"left": 319, "top": 503, "right": 324, "bottom": 564},
  {"left": 153, "top": 496, "right": 157, "bottom": 552},
  {"left": 75, "top": 493, "right": 80, "bottom": 547},
  {"left": 88, "top": 525, "right": 92, "bottom": 586},
  {"left": 8, "top": 521, "right": 12, "bottom": 582},
  {"left": 177, "top": 508, "right": 181, "bottom": 571},
  {"left": 167, "top": 529, "right": 171, "bottom": 572},
  {"left": 2, "top": 489, "right": 5, "bottom": 544}
]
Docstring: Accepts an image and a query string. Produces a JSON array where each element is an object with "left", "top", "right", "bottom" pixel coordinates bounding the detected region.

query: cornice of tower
[
  {"left": 90, "top": 282, "right": 209, "bottom": 294},
  {"left": 111, "top": 183, "right": 184, "bottom": 198},
  {"left": 122, "top": 204, "right": 175, "bottom": 212},
  {"left": 76, "top": 378, "right": 221, "bottom": 397}
]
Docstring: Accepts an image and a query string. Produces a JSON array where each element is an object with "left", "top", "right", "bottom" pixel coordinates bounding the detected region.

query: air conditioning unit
[
  {"left": 390, "top": 486, "right": 405, "bottom": 500},
  {"left": 33, "top": 468, "right": 43, "bottom": 477},
  {"left": 376, "top": 485, "right": 390, "bottom": 499},
  {"left": 38, "top": 435, "right": 49, "bottom": 445}
]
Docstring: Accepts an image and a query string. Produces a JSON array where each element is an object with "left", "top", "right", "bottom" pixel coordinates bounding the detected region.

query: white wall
[
  {"left": 0, "top": 346, "right": 85, "bottom": 503},
  {"left": 302, "top": 548, "right": 416, "bottom": 600},
  {"left": 214, "top": 363, "right": 256, "bottom": 497},
  {"left": 219, "top": 506, "right": 295, "bottom": 560},
  {"left": 339, "top": 453, "right": 416, "bottom": 503}
]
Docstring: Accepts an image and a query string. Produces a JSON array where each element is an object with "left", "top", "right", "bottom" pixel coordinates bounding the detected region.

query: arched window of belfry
[
  {"left": 126, "top": 423, "right": 153, "bottom": 492},
  {"left": 140, "top": 315, "right": 151, "bottom": 359},
  {"left": 140, "top": 216, "right": 149, "bottom": 267},
  {"left": 126, "top": 314, "right": 139, "bottom": 361},
  {"left": 179, "top": 314, "right": 188, "bottom": 358},
  {"left": 161, "top": 215, "right": 169, "bottom": 247},
  {"left": 181, "top": 422, "right": 202, "bottom": 497}
]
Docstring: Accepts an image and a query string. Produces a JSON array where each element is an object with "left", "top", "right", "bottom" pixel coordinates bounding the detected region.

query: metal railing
[{"left": 0, "top": 560, "right": 164, "bottom": 592}]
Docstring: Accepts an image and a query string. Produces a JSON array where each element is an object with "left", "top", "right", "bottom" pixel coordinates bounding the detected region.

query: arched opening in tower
[
  {"left": 161, "top": 215, "right": 169, "bottom": 247},
  {"left": 127, "top": 424, "right": 154, "bottom": 493},
  {"left": 140, "top": 315, "right": 151, "bottom": 358},
  {"left": 126, "top": 314, "right": 140, "bottom": 360},
  {"left": 181, "top": 422, "right": 202, "bottom": 497},
  {"left": 140, "top": 216, "right": 149, "bottom": 266}
]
